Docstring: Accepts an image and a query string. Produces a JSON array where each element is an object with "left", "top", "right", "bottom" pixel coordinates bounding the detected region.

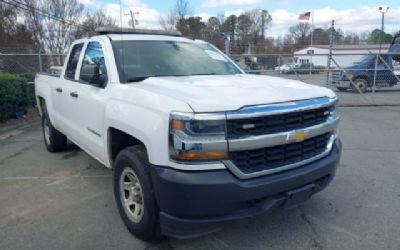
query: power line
[
  {"left": 12, "top": 0, "right": 77, "bottom": 26},
  {"left": 0, "top": 0, "right": 78, "bottom": 26},
  {"left": 12, "top": 0, "right": 78, "bottom": 26}
]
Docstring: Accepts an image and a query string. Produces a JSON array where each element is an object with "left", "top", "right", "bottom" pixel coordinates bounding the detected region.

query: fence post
[
  {"left": 278, "top": 55, "right": 281, "bottom": 77},
  {"left": 225, "top": 38, "right": 230, "bottom": 57},
  {"left": 372, "top": 53, "right": 379, "bottom": 93},
  {"left": 326, "top": 20, "right": 334, "bottom": 86},
  {"left": 38, "top": 47, "right": 43, "bottom": 73}
]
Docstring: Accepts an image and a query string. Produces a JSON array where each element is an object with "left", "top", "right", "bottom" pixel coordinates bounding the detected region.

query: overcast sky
[{"left": 80, "top": 0, "right": 400, "bottom": 37}]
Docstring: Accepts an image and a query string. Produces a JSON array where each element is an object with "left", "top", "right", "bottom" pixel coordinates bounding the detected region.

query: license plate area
[{"left": 284, "top": 183, "right": 315, "bottom": 209}]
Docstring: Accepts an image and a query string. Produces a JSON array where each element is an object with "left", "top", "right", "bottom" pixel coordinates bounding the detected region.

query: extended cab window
[
  {"left": 65, "top": 43, "right": 84, "bottom": 80},
  {"left": 80, "top": 41, "right": 108, "bottom": 87}
]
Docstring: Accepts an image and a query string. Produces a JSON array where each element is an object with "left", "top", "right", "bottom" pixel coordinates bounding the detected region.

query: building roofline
[{"left": 296, "top": 44, "right": 391, "bottom": 51}]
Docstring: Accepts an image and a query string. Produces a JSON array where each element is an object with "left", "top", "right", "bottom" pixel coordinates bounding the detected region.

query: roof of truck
[
  {"left": 95, "top": 27, "right": 182, "bottom": 36},
  {"left": 105, "top": 34, "right": 202, "bottom": 43},
  {"left": 90, "top": 27, "right": 201, "bottom": 43}
]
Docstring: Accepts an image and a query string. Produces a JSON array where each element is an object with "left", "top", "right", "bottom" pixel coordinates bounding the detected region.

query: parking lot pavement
[{"left": 1, "top": 107, "right": 400, "bottom": 250}]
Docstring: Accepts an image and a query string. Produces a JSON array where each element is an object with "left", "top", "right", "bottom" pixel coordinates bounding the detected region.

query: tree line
[{"left": 162, "top": 0, "right": 398, "bottom": 54}]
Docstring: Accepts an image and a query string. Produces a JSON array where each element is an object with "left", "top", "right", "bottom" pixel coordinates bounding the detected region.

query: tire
[
  {"left": 42, "top": 113, "right": 67, "bottom": 152},
  {"left": 351, "top": 78, "right": 368, "bottom": 93},
  {"left": 113, "top": 145, "right": 161, "bottom": 241},
  {"left": 336, "top": 87, "right": 348, "bottom": 92}
]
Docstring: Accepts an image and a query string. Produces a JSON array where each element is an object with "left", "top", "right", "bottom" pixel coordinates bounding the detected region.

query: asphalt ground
[{"left": 1, "top": 106, "right": 400, "bottom": 250}]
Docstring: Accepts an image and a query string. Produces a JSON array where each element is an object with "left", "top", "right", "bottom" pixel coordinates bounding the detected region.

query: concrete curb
[{"left": 0, "top": 116, "right": 41, "bottom": 136}]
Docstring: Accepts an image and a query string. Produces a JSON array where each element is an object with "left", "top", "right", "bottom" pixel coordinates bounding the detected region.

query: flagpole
[{"left": 309, "top": 9, "right": 314, "bottom": 75}]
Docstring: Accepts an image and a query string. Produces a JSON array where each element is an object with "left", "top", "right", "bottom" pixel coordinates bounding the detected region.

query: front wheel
[
  {"left": 351, "top": 78, "right": 368, "bottom": 93},
  {"left": 113, "top": 145, "right": 161, "bottom": 241}
]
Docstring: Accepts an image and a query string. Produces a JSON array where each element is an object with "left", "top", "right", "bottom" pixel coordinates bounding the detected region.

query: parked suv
[{"left": 35, "top": 27, "right": 342, "bottom": 241}]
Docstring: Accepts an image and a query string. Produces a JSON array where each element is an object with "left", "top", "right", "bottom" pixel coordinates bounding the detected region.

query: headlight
[
  {"left": 328, "top": 97, "right": 339, "bottom": 119},
  {"left": 169, "top": 112, "right": 228, "bottom": 162},
  {"left": 345, "top": 73, "right": 353, "bottom": 80},
  {"left": 328, "top": 97, "right": 340, "bottom": 136}
]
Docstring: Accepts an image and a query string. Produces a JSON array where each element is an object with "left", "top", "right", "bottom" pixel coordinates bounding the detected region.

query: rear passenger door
[{"left": 55, "top": 42, "right": 84, "bottom": 134}]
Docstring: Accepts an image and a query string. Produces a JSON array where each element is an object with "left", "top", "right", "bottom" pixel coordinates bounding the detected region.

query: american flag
[{"left": 298, "top": 12, "right": 311, "bottom": 21}]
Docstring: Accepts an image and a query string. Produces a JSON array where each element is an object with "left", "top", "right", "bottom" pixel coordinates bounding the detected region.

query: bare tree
[
  {"left": 75, "top": 10, "right": 116, "bottom": 38},
  {"left": 288, "top": 22, "right": 311, "bottom": 50},
  {"left": 0, "top": 2, "right": 17, "bottom": 33},
  {"left": 23, "top": 0, "right": 84, "bottom": 57},
  {"left": 175, "top": 0, "right": 190, "bottom": 20},
  {"left": 236, "top": 9, "right": 272, "bottom": 53},
  {"left": 159, "top": 11, "right": 177, "bottom": 31},
  {"left": 159, "top": 0, "right": 190, "bottom": 31}
]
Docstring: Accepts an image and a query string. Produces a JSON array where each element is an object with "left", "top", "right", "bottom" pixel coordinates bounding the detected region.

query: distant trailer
[{"left": 294, "top": 44, "right": 390, "bottom": 68}]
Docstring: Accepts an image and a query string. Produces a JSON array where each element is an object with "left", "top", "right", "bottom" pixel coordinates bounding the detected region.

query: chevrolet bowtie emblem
[{"left": 289, "top": 130, "right": 309, "bottom": 142}]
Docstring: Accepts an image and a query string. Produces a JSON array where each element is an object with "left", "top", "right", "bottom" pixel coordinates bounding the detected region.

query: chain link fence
[
  {"left": 231, "top": 51, "right": 400, "bottom": 106},
  {"left": 1, "top": 47, "right": 400, "bottom": 114},
  {"left": 0, "top": 52, "right": 65, "bottom": 80},
  {"left": 0, "top": 51, "right": 65, "bottom": 120}
]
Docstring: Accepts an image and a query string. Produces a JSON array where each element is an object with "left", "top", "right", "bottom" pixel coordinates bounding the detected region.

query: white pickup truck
[{"left": 35, "top": 27, "right": 341, "bottom": 240}]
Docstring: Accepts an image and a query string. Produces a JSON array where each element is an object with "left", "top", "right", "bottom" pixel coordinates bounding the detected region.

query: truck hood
[
  {"left": 345, "top": 63, "right": 370, "bottom": 70},
  {"left": 133, "top": 74, "right": 335, "bottom": 112}
]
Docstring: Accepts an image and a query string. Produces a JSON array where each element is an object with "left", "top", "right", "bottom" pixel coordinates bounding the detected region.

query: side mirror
[
  {"left": 80, "top": 64, "right": 107, "bottom": 87},
  {"left": 95, "top": 64, "right": 108, "bottom": 87}
]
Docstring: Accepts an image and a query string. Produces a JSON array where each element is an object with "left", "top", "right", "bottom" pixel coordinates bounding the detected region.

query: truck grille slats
[
  {"left": 227, "top": 106, "right": 329, "bottom": 139},
  {"left": 229, "top": 133, "right": 331, "bottom": 174}
]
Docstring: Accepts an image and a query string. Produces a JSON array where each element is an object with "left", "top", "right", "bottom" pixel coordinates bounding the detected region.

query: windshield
[
  {"left": 112, "top": 40, "right": 242, "bottom": 83},
  {"left": 354, "top": 55, "right": 374, "bottom": 65}
]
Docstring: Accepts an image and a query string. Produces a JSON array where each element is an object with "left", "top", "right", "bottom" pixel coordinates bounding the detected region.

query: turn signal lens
[
  {"left": 172, "top": 151, "right": 227, "bottom": 161},
  {"left": 170, "top": 119, "right": 183, "bottom": 130}
]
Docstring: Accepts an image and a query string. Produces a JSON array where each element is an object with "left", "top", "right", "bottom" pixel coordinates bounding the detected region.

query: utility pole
[
  {"left": 373, "top": 6, "right": 389, "bottom": 93},
  {"left": 125, "top": 10, "right": 139, "bottom": 29}
]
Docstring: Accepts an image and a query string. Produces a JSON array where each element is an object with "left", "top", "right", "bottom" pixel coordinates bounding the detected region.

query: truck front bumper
[
  {"left": 149, "top": 139, "right": 342, "bottom": 239},
  {"left": 331, "top": 80, "right": 351, "bottom": 88}
]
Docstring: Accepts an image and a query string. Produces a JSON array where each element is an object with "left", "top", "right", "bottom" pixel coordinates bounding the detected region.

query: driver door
[{"left": 64, "top": 41, "right": 109, "bottom": 163}]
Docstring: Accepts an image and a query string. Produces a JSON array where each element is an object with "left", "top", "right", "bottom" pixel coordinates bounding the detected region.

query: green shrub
[{"left": 0, "top": 72, "right": 31, "bottom": 122}]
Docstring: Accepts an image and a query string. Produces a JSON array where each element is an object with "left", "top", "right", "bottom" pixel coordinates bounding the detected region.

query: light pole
[
  {"left": 372, "top": 6, "right": 389, "bottom": 93},
  {"left": 261, "top": 10, "right": 268, "bottom": 39},
  {"left": 379, "top": 6, "right": 389, "bottom": 51}
]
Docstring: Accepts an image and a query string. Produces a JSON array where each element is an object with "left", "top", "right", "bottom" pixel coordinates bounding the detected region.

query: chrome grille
[
  {"left": 227, "top": 106, "right": 330, "bottom": 139},
  {"left": 229, "top": 133, "right": 331, "bottom": 174}
]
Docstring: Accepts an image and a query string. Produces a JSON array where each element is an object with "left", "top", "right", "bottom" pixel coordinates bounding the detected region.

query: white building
[{"left": 294, "top": 44, "right": 390, "bottom": 68}]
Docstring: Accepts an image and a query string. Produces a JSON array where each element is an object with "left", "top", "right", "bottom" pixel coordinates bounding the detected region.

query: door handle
[
  {"left": 70, "top": 92, "right": 79, "bottom": 98},
  {"left": 56, "top": 88, "right": 63, "bottom": 93}
]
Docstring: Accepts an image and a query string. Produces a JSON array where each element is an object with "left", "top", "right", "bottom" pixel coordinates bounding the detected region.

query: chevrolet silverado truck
[{"left": 35, "top": 27, "right": 342, "bottom": 241}]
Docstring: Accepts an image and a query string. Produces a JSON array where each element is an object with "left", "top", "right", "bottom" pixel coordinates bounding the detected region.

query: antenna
[{"left": 125, "top": 10, "right": 139, "bottom": 29}]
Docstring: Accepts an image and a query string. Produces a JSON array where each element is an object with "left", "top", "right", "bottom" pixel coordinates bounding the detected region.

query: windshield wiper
[
  {"left": 126, "top": 76, "right": 149, "bottom": 82},
  {"left": 126, "top": 75, "right": 188, "bottom": 82},
  {"left": 190, "top": 73, "right": 218, "bottom": 76}
]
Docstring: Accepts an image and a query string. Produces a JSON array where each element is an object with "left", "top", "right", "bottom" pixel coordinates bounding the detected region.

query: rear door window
[{"left": 65, "top": 43, "right": 84, "bottom": 80}]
